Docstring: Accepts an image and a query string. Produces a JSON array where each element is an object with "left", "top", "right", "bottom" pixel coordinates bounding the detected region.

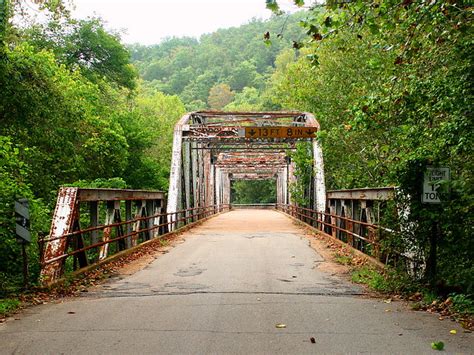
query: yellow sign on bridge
[{"left": 242, "top": 126, "right": 317, "bottom": 139}]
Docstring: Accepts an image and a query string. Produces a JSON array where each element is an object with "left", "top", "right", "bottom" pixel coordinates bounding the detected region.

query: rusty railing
[
  {"left": 40, "top": 187, "right": 229, "bottom": 284},
  {"left": 276, "top": 187, "right": 409, "bottom": 265}
]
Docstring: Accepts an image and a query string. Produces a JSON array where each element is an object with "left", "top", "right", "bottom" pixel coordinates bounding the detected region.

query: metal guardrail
[
  {"left": 276, "top": 203, "right": 382, "bottom": 253},
  {"left": 275, "top": 187, "right": 409, "bottom": 265},
  {"left": 40, "top": 205, "right": 228, "bottom": 264},
  {"left": 39, "top": 187, "right": 230, "bottom": 284}
]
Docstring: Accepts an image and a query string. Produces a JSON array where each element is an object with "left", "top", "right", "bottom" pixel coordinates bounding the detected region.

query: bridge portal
[{"left": 167, "top": 111, "right": 326, "bottom": 227}]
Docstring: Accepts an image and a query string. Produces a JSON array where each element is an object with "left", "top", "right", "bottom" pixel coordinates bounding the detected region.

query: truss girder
[{"left": 167, "top": 112, "right": 326, "bottom": 227}]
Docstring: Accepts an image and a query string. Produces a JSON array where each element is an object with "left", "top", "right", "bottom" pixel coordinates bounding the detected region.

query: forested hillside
[
  {"left": 128, "top": 13, "right": 305, "bottom": 111},
  {"left": 1, "top": 0, "right": 473, "bottom": 305}
]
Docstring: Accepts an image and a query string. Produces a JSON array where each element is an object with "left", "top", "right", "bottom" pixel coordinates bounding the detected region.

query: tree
[
  {"left": 132, "top": 89, "right": 186, "bottom": 189},
  {"left": 143, "top": 59, "right": 169, "bottom": 81},
  {"left": 0, "top": 0, "right": 7, "bottom": 49},
  {"left": 208, "top": 83, "right": 235, "bottom": 109},
  {"left": 231, "top": 180, "right": 276, "bottom": 204},
  {"left": 180, "top": 71, "right": 217, "bottom": 105},
  {"left": 224, "top": 87, "right": 262, "bottom": 111},
  {"left": 0, "top": 0, "right": 190, "bottom": 291},
  {"left": 0, "top": 137, "right": 34, "bottom": 289},
  {"left": 229, "top": 61, "right": 257, "bottom": 92},
  {"left": 128, "top": 13, "right": 307, "bottom": 106},
  {"left": 0, "top": 43, "right": 132, "bottom": 198},
  {"left": 167, "top": 66, "right": 193, "bottom": 94},
  {"left": 266, "top": 0, "right": 473, "bottom": 291},
  {"left": 26, "top": 18, "right": 137, "bottom": 90}
]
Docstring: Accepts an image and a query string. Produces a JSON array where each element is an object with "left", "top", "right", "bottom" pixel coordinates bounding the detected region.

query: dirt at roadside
[
  {"left": 0, "top": 227, "right": 196, "bottom": 323},
  {"left": 292, "top": 220, "right": 473, "bottom": 331}
]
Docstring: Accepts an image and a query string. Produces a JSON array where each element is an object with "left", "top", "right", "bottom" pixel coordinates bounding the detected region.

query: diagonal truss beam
[{"left": 167, "top": 111, "right": 326, "bottom": 227}]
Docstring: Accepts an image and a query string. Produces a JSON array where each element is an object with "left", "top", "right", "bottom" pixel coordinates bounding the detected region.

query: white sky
[{"left": 70, "top": 0, "right": 300, "bottom": 45}]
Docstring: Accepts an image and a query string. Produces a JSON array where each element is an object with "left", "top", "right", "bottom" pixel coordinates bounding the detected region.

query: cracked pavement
[{"left": 1, "top": 210, "right": 472, "bottom": 354}]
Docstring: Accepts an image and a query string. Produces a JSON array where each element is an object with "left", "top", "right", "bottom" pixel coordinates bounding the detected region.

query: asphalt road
[{"left": 1, "top": 210, "right": 472, "bottom": 354}]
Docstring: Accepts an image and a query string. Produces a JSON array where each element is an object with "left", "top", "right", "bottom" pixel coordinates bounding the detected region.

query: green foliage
[
  {"left": 26, "top": 18, "right": 137, "bottom": 90},
  {"left": 333, "top": 252, "right": 352, "bottom": 266},
  {"left": 208, "top": 83, "right": 235, "bottom": 110},
  {"left": 65, "top": 178, "right": 128, "bottom": 189},
  {"left": 1, "top": 42, "right": 128, "bottom": 198},
  {"left": 2, "top": 0, "right": 70, "bottom": 48},
  {"left": 0, "top": 0, "right": 8, "bottom": 47},
  {"left": 0, "top": 137, "right": 32, "bottom": 285},
  {"left": 0, "top": 298, "right": 20, "bottom": 317},
  {"left": 289, "top": 142, "right": 313, "bottom": 206},
  {"left": 224, "top": 87, "right": 263, "bottom": 111},
  {"left": 0, "top": 6, "right": 186, "bottom": 291},
  {"left": 0, "top": 136, "right": 49, "bottom": 293},
  {"left": 266, "top": 0, "right": 281, "bottom": 14},
  {"left": 231, "top": 180, "right": 277, "bottom": 204},
  {"left": 351, "top": 266, "right": 417, "bottom": 294},
  {"left": 451, "top": 294, "right": 474, "bottom": 316},
  {"left": 267, "top": 0, "right": 473, "bottom": 293},
  {"left": 351, "top": 266, "right": 389, "bottom": 292},
  {"left": 422, "top": 291, "right": 439, "bottom": 305},
  {"left": 131, "top": 90, "right": 186, "bottom": 189},
  {"left": 229, "top": 61, "right": 257, "bottom": 92},
  {"left": 129, "top": 14, "right": 307, "bottom": 110},
  {"left": 294, "top": 0, "right": 304, "bottom": 7}
]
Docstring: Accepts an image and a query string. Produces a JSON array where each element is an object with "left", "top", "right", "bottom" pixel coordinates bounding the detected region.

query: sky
[{"left": 70, "top": 0, "right": 299, "bottom": 45}]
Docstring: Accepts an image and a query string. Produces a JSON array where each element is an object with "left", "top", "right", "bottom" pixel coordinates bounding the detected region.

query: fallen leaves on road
[
  {"left": 1, "top": 232, "right": 186, "bottom": 322},
  {"left": 410, "top": 296, "right": 473, "bottom": 330},
  {"left": 310, "top": 337, "right": 316, "bottom": 343},
  {"left": 408, "top": 292, "right": 423, "bottom": 301},
  {"left": 450, "top": 329, "right": 457, "bottom": 334}
]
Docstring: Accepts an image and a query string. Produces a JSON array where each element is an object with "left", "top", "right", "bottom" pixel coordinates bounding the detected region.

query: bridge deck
[{"left": 1, "top": 210, "right": 472, "bottom": 353}]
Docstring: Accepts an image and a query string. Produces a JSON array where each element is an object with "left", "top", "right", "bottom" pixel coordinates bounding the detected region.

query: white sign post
[{"left": 422, "top": 167, "right": 450, "bottom": 204}]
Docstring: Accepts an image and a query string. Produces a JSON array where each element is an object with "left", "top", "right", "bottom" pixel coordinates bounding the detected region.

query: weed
[
  {"left": 0, "top": 298, "right": 20, "bottom": 317},
  {"left": 351, "top": 264, "right": 421, "bottom": 295},
  {"left": 450, "top": 294, "right": 474, "bottom": 316},
  {"left": 383, "top": 269, "right": 418, "bottom": 294},
  {"left": 159, "top": 238, "right": 169, "bottom": 247},
  {"left": 351, "top": 266, "right": 390, "bottom": 292},
  {"left": 431, "top": 341, "right": 444, "bottom": 351},
  {"left": 333, "top": 252, "right": 352, "bottom": 266},
  {"left": 410, "top": 302, "right": 423, "bottom": 311},
  {"left": 422, "top": 291, "right": 439, "bottom": 305}
]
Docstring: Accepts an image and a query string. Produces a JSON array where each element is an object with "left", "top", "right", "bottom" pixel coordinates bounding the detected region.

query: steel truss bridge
[
  {"left": 39, "top": 111, "right": 400, "bottom": 284},
  {"left": 167, "top": 111, "right": 326, "bottom": 223}
]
